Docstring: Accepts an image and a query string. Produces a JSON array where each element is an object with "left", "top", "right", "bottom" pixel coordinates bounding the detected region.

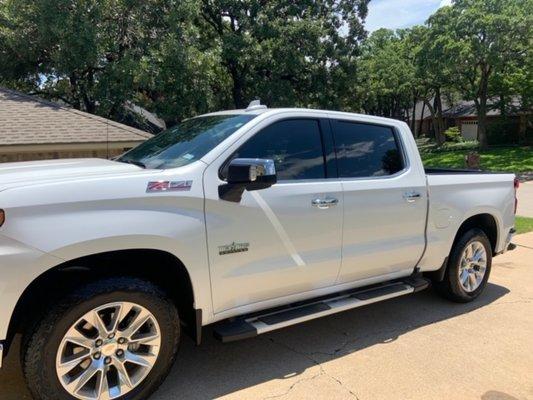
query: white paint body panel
[
  {"left": 0, "top": 159, "right": 213, "bottom": 337},
  {"left": 203, "top": 111, "right": 344, "bottom": 313},
  {"left": 418, "top": 173, "right": 515, "bottom": 270},
  {"left": 0, "top": 108, "right": 516, "bottom": 341},
  {"left": 328, "top": 114, "right": 428, "bottom": 283}
]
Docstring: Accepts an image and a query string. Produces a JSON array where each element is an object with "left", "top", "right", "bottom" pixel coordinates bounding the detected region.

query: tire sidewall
[
  {"left": 447, "top": 229, "right": 492, "bottom": 301},
  {"left": 24, "top": 278, "right": 180, "bottom": 400}
]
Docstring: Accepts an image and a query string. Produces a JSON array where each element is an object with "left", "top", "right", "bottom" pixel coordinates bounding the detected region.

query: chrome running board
[{"left": 213, "top": 277, "right": 429, "bottom": 342}]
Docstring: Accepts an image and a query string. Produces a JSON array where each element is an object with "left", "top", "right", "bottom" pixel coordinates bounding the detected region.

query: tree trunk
[
  {"left": 476, "top": 66, "right": 491, "bottom": 149},
  {"left": 477, "top": 100, "right": 489, "bottom": 148},
  {"left": 418, "top": 101, "right": 426, "bottom": 137},
  {"left": 411, "top": 95, "right": 417, "bottom": 135},
  {"left": 434, "top": 88, "right": 445, "bottom": 145},
  {"left": 518, "top": 114, "right": 527, "bottom": 144},
  {"left": 476, "top": 72, "right": 490, "bottom": 149},
  {"left": 232, "top": 78, "right": 246, "bottom": 109},
  {"left": 83, "top": 93, "right": 96, "bottom": 114},
  {"left": 226, "top": 61, "right": 246, "bottom": 109},
  {"left": 424, "top": 95, "right": 445, "bottom": 145}
]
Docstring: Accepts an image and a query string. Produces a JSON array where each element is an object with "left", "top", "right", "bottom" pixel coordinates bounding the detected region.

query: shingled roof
[{"left": 0, "top": 87, "right": 152, "bottom": 146}]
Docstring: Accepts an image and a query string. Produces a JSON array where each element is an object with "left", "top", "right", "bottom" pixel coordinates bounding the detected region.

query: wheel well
[
  {"left": 453, "top": 214, "right": 498, "bottom": 254},
  {"left": 7, "top": 249, "right": 196, "bottom": 353}
]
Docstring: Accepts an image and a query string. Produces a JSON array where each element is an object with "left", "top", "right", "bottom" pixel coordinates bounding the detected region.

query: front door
[{"left": 204, "top": 117, "right": 343, "bottom": 314}]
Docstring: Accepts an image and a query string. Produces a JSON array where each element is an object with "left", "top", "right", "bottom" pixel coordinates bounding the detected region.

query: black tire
[
  {"left": 434, "top": 228, "right": 492, "bottom": 303},
  {"left": 22, "top": 277, "right": 180, "bottom": 400}
]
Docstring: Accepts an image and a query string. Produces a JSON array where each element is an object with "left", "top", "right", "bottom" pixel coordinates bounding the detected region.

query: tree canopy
[
  {"left": 0, "top": 0, "right": 370, "bottom": 124},
  {"left": 0, "top": 0, "right": 531, "bottom": 145},
  {"left": 424, "top": 0, "right": 532, "bottom": 147}
]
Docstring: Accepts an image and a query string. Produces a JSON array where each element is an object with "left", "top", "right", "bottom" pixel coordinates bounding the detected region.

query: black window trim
[
  {"left": 329, "top": 119, "right": 409, "bottom": 181},
  {"left": 218, "top": 117, "right": 331, "bottom": 182},
  {"left": 320, "top": 118, "right": 339, "bottom": 179}
]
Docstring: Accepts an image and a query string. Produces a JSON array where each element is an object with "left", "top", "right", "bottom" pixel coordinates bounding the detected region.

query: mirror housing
[
  {"left": 219, "top": 158, "right": 277, "bottom": 202},
  {"left": 227, "top": 158, "right": 276, "bottom": 185}
]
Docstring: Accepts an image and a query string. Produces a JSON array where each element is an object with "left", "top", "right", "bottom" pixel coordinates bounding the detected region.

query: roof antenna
[{"left": 246, "top": 99, "right": 267, "bottom": 111}]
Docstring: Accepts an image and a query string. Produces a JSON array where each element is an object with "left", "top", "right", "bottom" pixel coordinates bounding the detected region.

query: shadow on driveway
[{"left": 0, "top": 283, "right": 510, "bottom": 400}]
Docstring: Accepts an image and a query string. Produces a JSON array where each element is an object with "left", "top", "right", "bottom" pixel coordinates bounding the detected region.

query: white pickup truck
[{"left": 0, "top": 102, "right": 517, "bottom": 400}]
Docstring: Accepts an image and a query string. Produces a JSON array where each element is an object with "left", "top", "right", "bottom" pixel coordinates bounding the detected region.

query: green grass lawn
[
  {"left": 515, "top": 216, "right": 533, "bottom": 234},
  {"left": 420, "top": 146, "right": 533, "bottom": 173}
]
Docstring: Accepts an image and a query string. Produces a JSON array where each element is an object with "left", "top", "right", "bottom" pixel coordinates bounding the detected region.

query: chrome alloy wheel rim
[
  {"left": 458, "top": 240, "right": 487, "bottom": 292},
  {"left": 56, "top": 302, "right": 161, "bottom": 400}
]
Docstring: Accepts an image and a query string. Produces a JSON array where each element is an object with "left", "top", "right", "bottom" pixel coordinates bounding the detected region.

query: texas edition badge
[{"left": 218, "top": 242, "right": 249, "bottom": 255}]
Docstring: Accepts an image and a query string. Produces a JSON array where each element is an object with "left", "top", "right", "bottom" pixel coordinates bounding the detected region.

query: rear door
[
  {"left": 204, "top": 116, "right": 343, "bottom": 314},
  {"left": 331, "top": 119, "right": 427, "bottom": 284}
]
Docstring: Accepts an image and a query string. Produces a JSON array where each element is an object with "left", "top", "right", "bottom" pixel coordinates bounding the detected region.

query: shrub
[
  {"left": 486, "top": 118, "right": 520, "bottom": 145},
  {"left": 444, "top": 126, "right": 463, "bottom": 143},
  {"left": 441, "top": 140, "right": 479, "bottom": 151},
  {"left": 417, "top": 138, "right": 479, "bottom": 153}
]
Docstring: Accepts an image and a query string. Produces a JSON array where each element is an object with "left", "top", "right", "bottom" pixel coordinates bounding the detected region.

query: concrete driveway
[
  {"left": 2, "top": 234, "right": 532, "bottom": 400},
  {"left": 517, "top": 181, "right": 533, "bottom": 218}
]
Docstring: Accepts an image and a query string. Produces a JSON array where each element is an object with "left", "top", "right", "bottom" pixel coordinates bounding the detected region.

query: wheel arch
[
  {"left": 426, "top": 212, "right": 499, "bottom": 283},
  {"left": 6, "top": 248, "right": 201, "bottom": 358},
  {"left": 453, "top": 213, "right": 499, "bottom": 255}
]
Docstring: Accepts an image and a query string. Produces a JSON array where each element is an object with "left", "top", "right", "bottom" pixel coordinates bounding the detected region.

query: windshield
[{"left": 118, "top": 114, "right": 256, "bottom": 169}]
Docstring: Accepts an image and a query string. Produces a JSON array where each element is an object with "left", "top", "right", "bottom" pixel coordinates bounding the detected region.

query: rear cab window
[{"left": 331, "top": 120, "right": 405, "bottom": 178}]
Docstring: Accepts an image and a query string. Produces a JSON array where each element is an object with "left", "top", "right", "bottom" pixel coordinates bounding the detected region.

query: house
[
  {"left": 0, "top": 87, "right": 152, "bottom": 163},
  {"left": 413, "top": 97, "right": 531, "bottom": 143},
  {"left": 412, "top": 99, "right": 449, "bottom": 138}
]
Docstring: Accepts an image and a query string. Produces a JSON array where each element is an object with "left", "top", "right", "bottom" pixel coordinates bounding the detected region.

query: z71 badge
[
  {"left": 218, "top": 242, "right": 249, "bottom": 255},
  {"left": 146, "top": 180, "right": 192, "bottom": 193}
]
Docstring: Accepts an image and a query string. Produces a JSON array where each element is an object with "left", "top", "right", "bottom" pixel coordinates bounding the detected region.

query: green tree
[
  {"left": 411, "top": 23, "right": 454, "bottom": 145},
  {"left": 358, "top": 29, "right": 415, "bottom": 122},
  {"left": 426, "top": 0, "right": 532, "bottom": 148},
  {"left": 199, "top": 0, "right": 369, "bottom": 109},
  {"left": 0, "top": 0, "right": 216, "bottom": 124}
]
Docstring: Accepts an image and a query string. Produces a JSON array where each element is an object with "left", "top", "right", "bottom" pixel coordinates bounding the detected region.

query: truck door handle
[
  {"left": 403, "top": 191, "right": 422, "bottom": 203},
  {"left": 312, "top": 197, "right": 338, "bottom": 209}
]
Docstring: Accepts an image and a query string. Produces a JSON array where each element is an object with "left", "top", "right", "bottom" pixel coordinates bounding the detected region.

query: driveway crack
[
  {"left": 261, "top": 372, "right": 323, "bottom": 400},
  {"left": 263, "top": 337, "right": 360, "bottom": 400}
]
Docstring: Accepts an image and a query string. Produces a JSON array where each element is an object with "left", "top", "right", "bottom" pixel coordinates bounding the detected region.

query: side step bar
[{"left": 213, "top": 277, "right": 430, "bottom": 343}]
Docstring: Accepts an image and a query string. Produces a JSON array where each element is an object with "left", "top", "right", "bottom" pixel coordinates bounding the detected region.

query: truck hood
[{"left": 0, "top": 158, "right": 142, "bottom": 190}]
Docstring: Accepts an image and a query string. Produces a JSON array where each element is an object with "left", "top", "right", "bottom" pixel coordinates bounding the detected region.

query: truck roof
[{"left": 200, "top": 106, "right": 406, "bottom": 127}]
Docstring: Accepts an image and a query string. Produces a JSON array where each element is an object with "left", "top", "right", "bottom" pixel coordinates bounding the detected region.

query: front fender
[
  {"left": 0, "top": 234, "right": 64, "bottom": 339},
  {"left": 0, "top": 203, "right": 212, "bottom": 336}
]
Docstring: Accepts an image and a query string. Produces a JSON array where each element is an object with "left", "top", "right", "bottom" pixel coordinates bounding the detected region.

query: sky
[{"left": 365, "top": 0, "right": 452, "bottom": 32}]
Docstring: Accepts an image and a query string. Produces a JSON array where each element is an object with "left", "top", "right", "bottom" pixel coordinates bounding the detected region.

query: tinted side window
[
  {"left": 224, "top": 119, "right": 326, "bottom": 180},
  {"left": 332, "top": 121, "right": 404, "bottom": 178}
]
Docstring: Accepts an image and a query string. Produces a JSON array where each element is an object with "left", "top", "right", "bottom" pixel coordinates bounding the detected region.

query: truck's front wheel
[
  {"left": 22, "top": 277, "right": 180, "bottom": 400},
  {"left": 435, "top": 228, "right": 492, "bottom": 303}
]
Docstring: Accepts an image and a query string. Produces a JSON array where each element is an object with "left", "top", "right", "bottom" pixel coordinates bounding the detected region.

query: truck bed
[{"left": 425, "top": 167, "right": 510, "bottom": 175}]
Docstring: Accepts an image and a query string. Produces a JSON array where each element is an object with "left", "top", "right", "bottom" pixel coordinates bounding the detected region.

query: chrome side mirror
[
  {"left": 227, "top": 158, "right": 276, "bottom": 185},
  {"left": 220, "top": 158, "right": 277, "bottom": 202}
]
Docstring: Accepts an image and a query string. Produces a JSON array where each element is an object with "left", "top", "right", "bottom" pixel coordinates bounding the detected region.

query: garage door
[{"left": 461, "top": 120, "right": 478, "bottom": 140}]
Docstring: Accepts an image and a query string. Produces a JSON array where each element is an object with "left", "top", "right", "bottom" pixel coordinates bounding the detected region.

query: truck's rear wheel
[
  {"left": 435, "top": 228, "right": 492, "bottom": 303},
  {"left": 22, "top": 277, "right": 180, "bottom": 400}
]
